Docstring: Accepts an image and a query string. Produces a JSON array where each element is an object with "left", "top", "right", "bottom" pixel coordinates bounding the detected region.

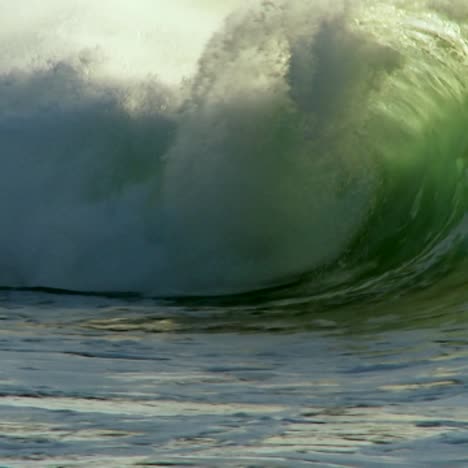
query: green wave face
[{"left": 324, "top": 0, "right": 468, "bottom": 299}]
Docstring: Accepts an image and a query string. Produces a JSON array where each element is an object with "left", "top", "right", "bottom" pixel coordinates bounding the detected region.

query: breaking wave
[{"left": 0, "top": 0, "right": 467, "bottom": 298}]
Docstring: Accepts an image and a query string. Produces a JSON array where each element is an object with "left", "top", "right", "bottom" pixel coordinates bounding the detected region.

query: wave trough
[{"left": 1, "top": 0, "right": 467, "bottom": 298}]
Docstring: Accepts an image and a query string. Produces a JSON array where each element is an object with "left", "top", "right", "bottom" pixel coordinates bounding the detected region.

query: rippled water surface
[{"left": 1, "top": 283, "right": 468, "bottom": 467}]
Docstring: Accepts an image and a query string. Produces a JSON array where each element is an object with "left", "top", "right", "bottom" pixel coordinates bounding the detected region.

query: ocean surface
[{"left": 1, "top": 0, "right": 468, "bottom": 466}]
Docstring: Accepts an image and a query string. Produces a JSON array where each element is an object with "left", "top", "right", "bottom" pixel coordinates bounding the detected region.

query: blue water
[{"left": 1, "top": 286, "right": 468, "bottom": 466}]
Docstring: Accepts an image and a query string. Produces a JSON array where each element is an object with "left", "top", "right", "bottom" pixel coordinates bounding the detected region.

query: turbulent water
[{"left": 1, "top": 0, "right": 468, "bottom": 466}]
